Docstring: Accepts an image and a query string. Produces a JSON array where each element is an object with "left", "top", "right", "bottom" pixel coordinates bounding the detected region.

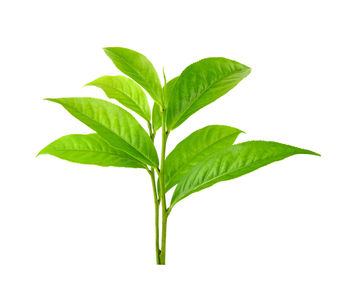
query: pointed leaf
[
  {"left": 170, "top": 141, "right": 320, "bottom": 208},
  {"left": 166, "top": 57, "right": 251, "bottom": 130},
  {"left": 163, "top": 76, "right": 179, "bottom": 108},
  {"left": 86, "top": 75, "right": 151, "bottom": 122},
  {"left": 103, "top": 47, "right": 162, "bottom": 104},
  {"left": 164, "top": 125, "right": 243, "bottom": 192},
  {"left": 38, "top": 133, "right": 145, "bottom": 168},
  {"left": 152, "top": 102, "right": 162, "bottom": 132},
  {"left": 46, "top": 97, "right": 159, "bottom": 167},
  {"left": 152, "top": 76, "right": 179, "bottom": 133}
]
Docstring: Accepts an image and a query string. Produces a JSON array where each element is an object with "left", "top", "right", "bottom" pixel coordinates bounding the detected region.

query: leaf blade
[
  {"left": 164, "top": 125, "right": 243, "bottom": 192},
  {"left": 163, "top": 76, "right": 179, "bottom": 108},
  {"left": 86, "top": 75, "right": 151, "bottom": 122},
  {"left": 170, "top": 141, "right": 320, "bottom": 208},
  {"left": 103, "top": 47, "right": 162, "bottom": 104},
  {"left": 152, "top": 102, "right": 162, "bottom": 133},
  {"left": 152, "top": 76, "right": 179, "bottom": 133},
  {"left": 38, "top": 133, "right": 145, "bottom": 168},
  {"left": 46, "top": 97, "right": 159, "bottom": 167},
  {"left": 166, "top": 57, "right": 251, "bottom": 130}
]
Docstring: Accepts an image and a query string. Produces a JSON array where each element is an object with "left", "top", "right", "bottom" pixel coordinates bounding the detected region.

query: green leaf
[
  {"left": 166, "top": 57, "right": 251, "bottom": 130},
  {"left": 46, "top": 97, "right": 159, "bottom": 167},
  {"left": 152, "top": 76, "right": 179, "bottom": 133},
  {"left": 163, "top": 76, "right": 179, "bottom": 108},
  {"left": 86, "top": 75, "right": 151, "bottom": 122},
  {"left": 170, "top": 141, "right": 320, "bottom": 208},
  {"left": 164, "top": 125, "right": 243, "bottom": 192},
  {"left": 103, "top": 47, "right": 162, "bottom": 104},
  {"left": 38, "top": 133, "right": 145, "bottom": 168},
  {"left": 152, "top": 102, "right": 162, "bottom": 133}
]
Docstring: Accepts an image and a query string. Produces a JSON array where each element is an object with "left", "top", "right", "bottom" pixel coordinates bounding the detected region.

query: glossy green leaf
[
  {"left": 170, "top": 141, "right": 320, "bottom": 208},
  {"left": 46, "top": 97, "right": 159, "bottom": 167},
  {"left": 152, "top": 76, "right": 179, "bottom": 133},
  {"left": 152, "top": 103, "right": 162, "bottom": 133},
  {"left": 103, "top": 47, "right": 162, "bottom": 104},
  {"left": 38, "top": 133, "right": 145, "bottom": 168},
  {"left": 86, "top": 75, "right": 151, "bottom": 122},
  {"left": 164, "top": 125, "right": 243, "bottom": 192},
  {"left": 163, "top": 76, "right": 179, "bottom": 108},
  {"left": 166, "top": 57, "right": 251, "bottom": 130}
]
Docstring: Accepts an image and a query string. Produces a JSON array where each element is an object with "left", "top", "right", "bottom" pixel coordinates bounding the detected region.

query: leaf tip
[
  {"left": 299, "top": 147, "right": 320, "bottom": 157},
  {"left": 36, "top": 148, "right": 45, "bottom": 157},
  {"left": 310, "top": 151, "right": 321, "bottom": 157},
  {"left": 84, "top": 76, "right": 109, "bottom": 88},
  {"left": 243, "top": 66, "right": 252, "bottom": 77},
  {"left": 103, "top": 47, "right": 114, "bottom": 58},
  {"left": 83, "top": 81, "right": 93, "bottom": 87},
  {"left": 103, "top": 47, "right": 117, "bottom": 55},
  {"left": 44, "top": 98, "right": 65, "bottom": 107}
]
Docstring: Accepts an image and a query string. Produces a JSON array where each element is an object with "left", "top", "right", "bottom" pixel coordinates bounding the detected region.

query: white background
[{"left": 0, "top": 0, "right": 349, "bottom": 288}]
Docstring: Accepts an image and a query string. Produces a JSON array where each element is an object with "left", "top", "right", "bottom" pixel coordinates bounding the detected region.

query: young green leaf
[
  {"left": 86, "top": 75, "right": 151, "bottom": 122},
  {"left": 38, "top": 133, "right": 145, "bottom": 168},
  {"left": 170, "top": 141, "right": 320, "bottom": 208},
  {"left": 166, "top": 57, "right": 251, "bottom": 130},
  {"left": 152, "top": 76, "right": 179, "bottom": 133},
  {"left": 103, "top": 47, "right": 162, "bottom": 105},
  {"left": 46, "top": 97, "right": 159, "bottom": 167},
  {"left": 164, "top": 125, "right": 243, "bottom": 192},
  {"left": 163, "top": 76, "right": 179, "bottom": 108},
  {"left": 152, "top": 103, "right": 162, "bottom": 133}
]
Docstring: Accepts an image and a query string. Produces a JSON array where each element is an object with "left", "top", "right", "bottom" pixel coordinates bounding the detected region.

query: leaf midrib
[
  {"left": 94, "top": 81, "right": 149, "bottom": 120},
  {"left": 51, "top": 148, "right": 128, "bottom": 156},
  {"left": 172, "top": 152, "right": 296, "bottom": 206},
  {"left": 165, "top": 132, "right": 239, "bottom": 191},
  {"left": 113, "top": 52, "right": 151, "bottom": 92},
  {"left": 62, "top": 102, "right": 156, "bottom": 166},
  {"left": 169, "top": 70, "right": 243, "bottom": 129}
]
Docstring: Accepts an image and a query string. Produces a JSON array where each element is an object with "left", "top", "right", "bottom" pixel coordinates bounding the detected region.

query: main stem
[
  {"left": 159, "top": 107, "right": 168, "bottom": 265},
  {"left": 147, "top": 123, "right": 160, "bottom": 264},
  {"left": 149, "top": 169, "right": 160, "bottom": 264}
]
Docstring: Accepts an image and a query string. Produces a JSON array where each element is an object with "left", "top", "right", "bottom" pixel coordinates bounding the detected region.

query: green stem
[
  {"left": 159, "top": 108, "right": 169, "bottom": 265},
  {"left": 147, "top": 122, "right": 160, "bottom": 264},
  {"left": 148, "top": 169, "right": 160, "bottom": 264}
]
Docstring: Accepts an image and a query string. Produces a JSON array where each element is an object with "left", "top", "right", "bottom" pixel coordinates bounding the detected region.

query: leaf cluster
[{"left": 38, "top": 47, "right": 319, "bottom": 210}]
